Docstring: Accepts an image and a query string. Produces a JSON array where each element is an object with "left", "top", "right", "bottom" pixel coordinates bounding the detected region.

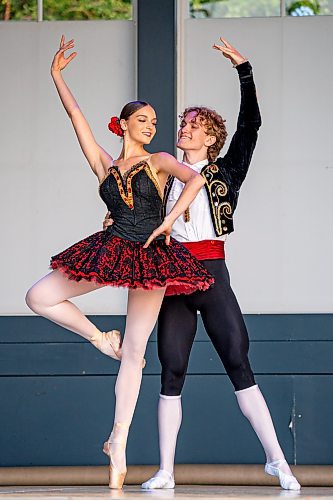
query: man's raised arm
[{"left": 214, "top": 39, "right": 261, "bottom": 189}]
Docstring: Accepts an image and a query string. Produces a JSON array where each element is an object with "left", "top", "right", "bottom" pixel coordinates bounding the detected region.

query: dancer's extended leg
[
  {"left": 197, "top": 261, "right": 300, "bottom": 490},
  {"left": 104, "top": 287, "right": 166, "bottom": 483},
  {"left": 235, "top": 385, "right": 300, "bottom": 490},
  {"left": 172, "top": 260, "right": 300, "bottom": 491},
  {"left": 25, "top": 271, "right": 120, "bottom": 358}
]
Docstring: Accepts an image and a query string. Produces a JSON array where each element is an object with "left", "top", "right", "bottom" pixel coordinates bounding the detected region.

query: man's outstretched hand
[
  {"left": 213, "top": 37, "right": 247, "bottom": 67},
  {"left": 103, "top": 211, "right": 113, "bottom": 230}
]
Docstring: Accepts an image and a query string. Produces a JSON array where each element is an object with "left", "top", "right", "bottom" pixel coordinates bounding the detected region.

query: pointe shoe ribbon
[
  {"left": 103, "top": 423, "right": 128, "bottom": 489},
  {"left": 90, "top": 329, "right": 122, "bottom": 361},
  {"left": 265, "top": 459, "right": 301, "bottom": 490},
  {"left": 90, "top": 330, "right": 146, "bottom": 368}
]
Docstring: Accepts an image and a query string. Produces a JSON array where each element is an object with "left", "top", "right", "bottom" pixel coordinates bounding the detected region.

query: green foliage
[
  {"left": 191, "top": 0, "right": 225, "bottom": 7},
  {"left": 0, "top": 0, "right": 132, "bottom": 20},
  {"left": 2, "top": 0, "right": 331, "bottom": 22},
  {"left": 287, "top": 1, "right": 320, "bottom": 15},
  {"left": 190, "top": 0, "right": 281, "bottom": 17},
  {"left": 43, "top": 0, "right": 132, "bottom": 21},
  {"left": 0, "top": 0, "right": 37, "bottom": 20},
  {"left": 190, "top": 0, "right": 226, "bottom": 17},
  {"left": 190, "top": 0, "right": 330, "bottom": 17}
]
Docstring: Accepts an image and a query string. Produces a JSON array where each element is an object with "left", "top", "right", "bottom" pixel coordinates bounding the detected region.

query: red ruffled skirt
[{"left": 50, "top": 231, "right": 214, "bottom": 295}]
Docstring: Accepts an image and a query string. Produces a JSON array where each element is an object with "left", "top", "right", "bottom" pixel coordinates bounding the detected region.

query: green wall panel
[{"left": 0, "top": 315, "right": 332, "bottom": 466}]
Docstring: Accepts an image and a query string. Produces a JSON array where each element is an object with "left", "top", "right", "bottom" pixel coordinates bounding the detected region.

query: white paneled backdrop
[
  {"left": 1, "top": 15, "right": 332, "bottom": 315},
  {"left": 184, "top": 16, "right": 333, "bottom": 313},
  {"left": 0, "top": 21, "right": 135, "bottom": 314}
]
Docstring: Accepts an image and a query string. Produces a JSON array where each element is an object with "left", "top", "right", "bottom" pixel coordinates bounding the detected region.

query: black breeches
[{"left": 158, "top": 259, "right": 255, "bottom": 395}]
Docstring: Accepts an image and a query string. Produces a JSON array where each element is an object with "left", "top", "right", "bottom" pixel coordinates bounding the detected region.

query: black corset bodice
[{"left": 99, "top": 160, "right": 164, "bottom": 242}]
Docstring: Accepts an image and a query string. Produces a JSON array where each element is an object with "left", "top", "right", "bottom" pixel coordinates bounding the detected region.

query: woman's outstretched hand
[
  {"left": 143, "top": 218, "right": 173, "bottom": 248},
  {"left": 213, "top": 37, "right": 247, "bottom": 66},
  {"left": 51, "top": 35, "right": 77, "bottom": 73}
]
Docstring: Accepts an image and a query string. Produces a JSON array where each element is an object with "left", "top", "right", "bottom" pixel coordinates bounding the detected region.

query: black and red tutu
[{"left": 50, "top": 230, "right": 214, "bottom": 295}]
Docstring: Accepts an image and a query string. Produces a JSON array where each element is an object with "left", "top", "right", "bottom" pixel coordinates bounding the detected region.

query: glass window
[
  {"left": 43, "top": 0, "right": 132, "bottom": 21},
  {"left": 190, "top": 0, "right": 281, "bottom": 17},
  {"left": 0, "top": 0, "right": 37, "bottom": 21},
  {"left": 0, "top": 0, "right": 132, "bottom": 21},
  {"left": 189, "top": 0, "right": 333, "bottom": 17},
  {"left": 286, "top": 0, "right": 333, "bottom": 15}
]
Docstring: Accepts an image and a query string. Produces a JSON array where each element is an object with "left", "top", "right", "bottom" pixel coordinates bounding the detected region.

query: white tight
[
  {"left": 158, "top": 394, "right": 182, "bottom": 474},
  {"left": 235, "top": 385, "right": 293, "bottom": 476}
]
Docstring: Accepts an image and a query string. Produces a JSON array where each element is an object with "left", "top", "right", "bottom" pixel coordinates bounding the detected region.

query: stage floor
[{"left": 0, "top": 486, "right": 333, "bottom": 499}]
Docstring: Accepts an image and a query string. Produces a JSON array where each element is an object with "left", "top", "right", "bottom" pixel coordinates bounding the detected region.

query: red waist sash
[{"left": 182, "top": 240, "right": 225, "bottom": 261}]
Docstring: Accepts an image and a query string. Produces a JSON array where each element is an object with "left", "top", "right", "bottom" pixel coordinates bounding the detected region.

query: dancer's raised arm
[
  {"left": 213, "top": 37, "right": 261, "bottom": 189},
  {"left": 51, "top": 35, "right": 111, "bottom": 181}
]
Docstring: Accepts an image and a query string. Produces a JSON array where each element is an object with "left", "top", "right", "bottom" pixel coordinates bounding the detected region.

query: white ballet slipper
[
  {"left": 265, "top": 459, "right": 301, "bottom": 490},
  {"left": 141, "top": 469, "right": 175, "bottom": 489}
]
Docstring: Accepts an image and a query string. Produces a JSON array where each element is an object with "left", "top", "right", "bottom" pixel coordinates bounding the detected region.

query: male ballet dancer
[
  {"left": 105, "top": 38, "right": 300, "bottom": 491},
  {"left": 142, "top": 38, "right": 300, "bottom": 491}
]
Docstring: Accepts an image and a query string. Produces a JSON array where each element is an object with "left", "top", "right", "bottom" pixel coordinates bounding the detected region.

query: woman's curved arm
[
  {"left": 143, "top": 152, "right": 205, "bottom": 247},
  {"left": 51, "top": 36, "right": 111, "bottom": 181}
]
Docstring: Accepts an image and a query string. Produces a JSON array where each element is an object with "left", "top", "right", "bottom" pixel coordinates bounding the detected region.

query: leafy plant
[
  {"left": 0, "top": 0, "right": 132, "bottom": 21},
  {"left": 287, "top": 0, "right": 320, "bottom": 15}
]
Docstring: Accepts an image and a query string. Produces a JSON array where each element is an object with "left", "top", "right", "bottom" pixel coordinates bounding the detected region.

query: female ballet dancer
[{"left": 25, "top": 35, "right": 214, "bottom": 489}]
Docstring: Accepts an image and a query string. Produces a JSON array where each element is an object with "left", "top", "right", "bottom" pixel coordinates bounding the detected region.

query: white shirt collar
[{"left": 183, "top": 159, "right": 209, "bottom": 173}]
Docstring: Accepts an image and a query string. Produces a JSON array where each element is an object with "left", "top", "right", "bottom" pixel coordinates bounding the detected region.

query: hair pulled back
[
  {"left": 120, "top": 100, "right": 150, "bottom": 121},
  {"left": 108, "top": 101, "right": 150, "bottom": 136}
]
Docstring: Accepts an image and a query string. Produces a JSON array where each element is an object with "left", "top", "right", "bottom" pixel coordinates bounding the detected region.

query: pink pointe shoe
[
  {"left": 103, "top": 423, "right": 128, "bottom": 489},
  {"left": 90, "top": 329, "right": 146, "bottom": 368},
  {"left": 90, "top": 330, "right": 122, "bottom": 360}
]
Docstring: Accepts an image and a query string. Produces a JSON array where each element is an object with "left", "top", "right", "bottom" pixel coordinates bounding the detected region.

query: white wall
[
  {"left": 184, "top": 17, "right": 333, "bottom": 313},
  {"left": 1, "top": 16, "right": 332, "bottom": 316},
  {"left": 0, "top": 21, "right": 135, "bottom": 314}
]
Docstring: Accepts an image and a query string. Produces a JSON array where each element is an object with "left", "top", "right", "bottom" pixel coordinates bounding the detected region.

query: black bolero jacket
[{"left": 164, "top": 61, "right": 262, "bottom": 236}]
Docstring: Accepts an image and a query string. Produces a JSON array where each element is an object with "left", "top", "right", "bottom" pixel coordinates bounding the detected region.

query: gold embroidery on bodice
[{"left": 99, "top": 160, "right": 163, "bottom": 210}]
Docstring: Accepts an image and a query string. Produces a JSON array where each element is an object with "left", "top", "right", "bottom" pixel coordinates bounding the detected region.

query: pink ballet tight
[
  {"left": 25, "top": 270, "right": 104, "bottom": 340},
  {"left": 26, "top": 270, "right": 166, "bottom": 473},
  {"left": 110, "top": 287, "right": 166, "bottom": 472}
]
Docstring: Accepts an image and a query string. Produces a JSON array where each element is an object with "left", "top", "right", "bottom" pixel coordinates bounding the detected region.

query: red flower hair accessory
[{"left": 108, "top": 116, "right": 124, "bottom": 137}]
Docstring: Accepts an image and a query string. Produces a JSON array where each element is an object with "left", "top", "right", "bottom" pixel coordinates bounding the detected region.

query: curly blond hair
[{"left": 180, "top": 106, "right": 227, "bottom": 162}]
